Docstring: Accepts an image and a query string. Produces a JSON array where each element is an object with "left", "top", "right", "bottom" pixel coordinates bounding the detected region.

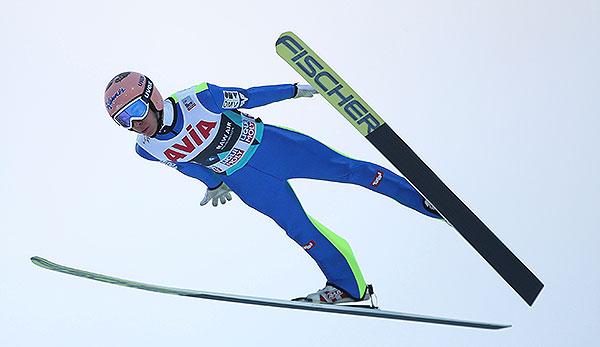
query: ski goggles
[
  {"left": 112, "top": 77, "right": 154, "bottom": 129},
  {"left": 112, "top": 97, "right": 150, "bottom": 129}
]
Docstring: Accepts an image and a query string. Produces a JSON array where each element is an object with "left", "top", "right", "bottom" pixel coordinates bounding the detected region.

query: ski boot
[
  {"left": 293, "top": 284, "right": 377, "bottom": 308},
  {"left": 424, "top": 198, "right": 453, "bottom": 226},
  {"left": 424, "top": 198, "right": 441, "bottom": 217}
]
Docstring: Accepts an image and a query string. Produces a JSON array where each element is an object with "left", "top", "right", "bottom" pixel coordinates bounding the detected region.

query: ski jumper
[{"left": 135, "top": 83, "right": 441, "bottom": 299}]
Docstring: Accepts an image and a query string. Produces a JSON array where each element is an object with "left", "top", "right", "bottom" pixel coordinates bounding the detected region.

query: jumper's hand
[
  {"left": 200, "top": 183, "right": 233, "bottom": 207},
  {"left": 293, "top": 84, "right": 319, "bottom": 98}
]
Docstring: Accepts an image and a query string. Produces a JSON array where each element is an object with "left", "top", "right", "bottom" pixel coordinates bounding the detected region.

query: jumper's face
[
  {"left": 104, "top": 72, "right": 165, "bottom": 137},
  {"left": 130, "top": 108, "right": 159, "bottom": 137}
]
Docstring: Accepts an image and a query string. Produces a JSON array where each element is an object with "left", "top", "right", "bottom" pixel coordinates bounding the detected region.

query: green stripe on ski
[{"left": 275, "top": 31, "right": 385, "bottom": 137}]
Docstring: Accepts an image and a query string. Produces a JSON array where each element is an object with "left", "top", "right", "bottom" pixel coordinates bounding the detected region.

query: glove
[
  {"left": 293, "top": 84, "right": 319, "bottom": 98},
  {"left": 200, "top": 182, "right": 233, "bottom": 207}
]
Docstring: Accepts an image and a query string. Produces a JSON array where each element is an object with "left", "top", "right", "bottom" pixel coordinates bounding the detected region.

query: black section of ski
[{"left": 366, "top": 124, "right": 544, "bottom": 306}]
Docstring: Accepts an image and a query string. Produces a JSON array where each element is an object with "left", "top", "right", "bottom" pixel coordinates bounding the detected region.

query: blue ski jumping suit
[{"left": 135, "top": 82, "right": 441, "bottom": 299}]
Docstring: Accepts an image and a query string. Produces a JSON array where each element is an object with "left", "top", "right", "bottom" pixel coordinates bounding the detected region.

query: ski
[
  {"left": 275, "top": 31, "right": 543, "bottom": 306},
  {"left": 31, "top": 256, "right": 509, "bottom": 330}
]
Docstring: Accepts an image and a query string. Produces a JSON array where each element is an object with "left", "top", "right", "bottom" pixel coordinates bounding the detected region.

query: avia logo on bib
[{"left": 163, "top": 121, "right": 217, "bottom": 161}]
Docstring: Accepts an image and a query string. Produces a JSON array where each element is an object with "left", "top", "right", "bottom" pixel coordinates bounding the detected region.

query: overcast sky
[{"left": 1, "top": 0, "right": 599, "bottom": 345}]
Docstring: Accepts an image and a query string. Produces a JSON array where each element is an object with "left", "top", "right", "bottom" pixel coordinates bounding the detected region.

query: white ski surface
[{"left": 31, "top": 256, "right": 510, "bottom": 330}]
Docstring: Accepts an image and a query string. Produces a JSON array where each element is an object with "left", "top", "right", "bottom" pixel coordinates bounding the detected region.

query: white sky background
[{"left": 1, "top": 0, "right": 599, "bottom": 345}]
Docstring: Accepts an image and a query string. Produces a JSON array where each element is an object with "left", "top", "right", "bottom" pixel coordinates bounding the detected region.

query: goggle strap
[{"left": 140, "top": 77, "right": 153, "bottom": 104}]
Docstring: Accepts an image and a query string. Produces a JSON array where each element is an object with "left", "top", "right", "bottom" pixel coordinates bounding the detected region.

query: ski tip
[
  {"left": 31, "top": 256, "right": 49, "bottom": 268},
  {"left": 278, "top": 31, "right": 294, "bottom": 38},
  {"left": 493, "top": 323, "right": 512, "bottom": 330},
  {"left": 463, "top": 322, "right": 511, "bottom": 330},
  {"left": 275, "top": 31, "right": 297, "bottom": 47}
]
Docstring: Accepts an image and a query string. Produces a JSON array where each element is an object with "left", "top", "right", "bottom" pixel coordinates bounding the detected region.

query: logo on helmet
[
  {"left": 105, "top": 87, "right": 126, "bottom": 110},
  {"left": 144, "top": 80, "right": 153, "bottom": 99}
]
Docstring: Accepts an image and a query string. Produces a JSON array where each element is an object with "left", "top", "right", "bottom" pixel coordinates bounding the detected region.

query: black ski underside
[{"left": 366, "top": 124, "right": 544, "bottom": 305}]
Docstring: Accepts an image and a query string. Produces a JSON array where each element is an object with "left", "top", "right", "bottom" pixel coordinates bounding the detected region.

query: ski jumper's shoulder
[{"left": 168, "top": 83, "right": 217, "bottom": 114}]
